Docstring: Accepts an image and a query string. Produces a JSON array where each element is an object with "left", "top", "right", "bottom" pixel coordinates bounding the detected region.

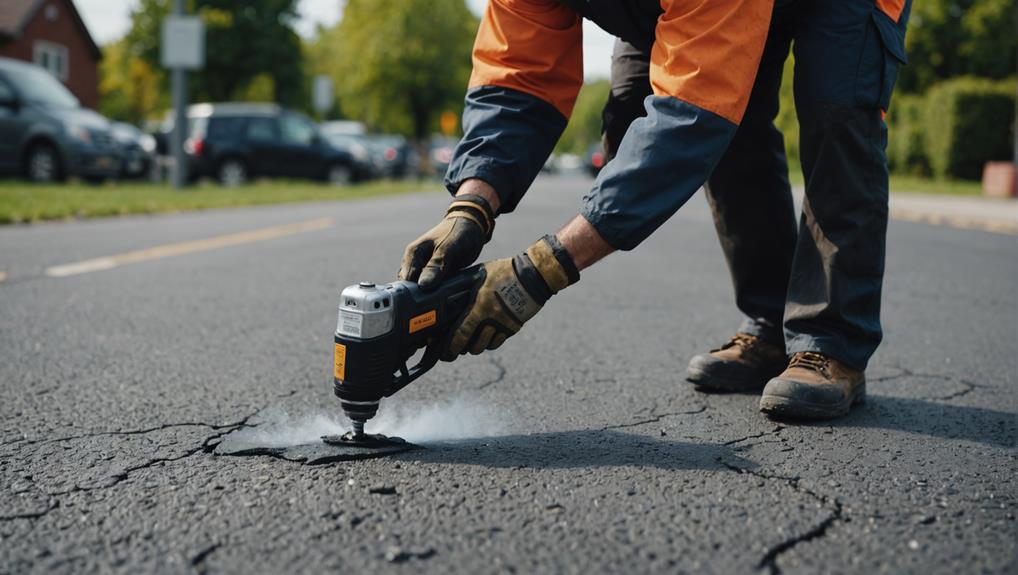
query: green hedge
[
  {"left": 886, "top": 94, "right": 931, "bottom": 176},
  {"left": 922, "top": 76, "right": 1015, "bottom": 180}
]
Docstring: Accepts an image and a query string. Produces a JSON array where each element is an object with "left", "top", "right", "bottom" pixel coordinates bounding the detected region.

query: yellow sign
[
  {"left": 334, "top": 343, "right": 347, "bottom": 380},
  {"left": 440, "top": 111, "right": 458, "bottom": 136},
  {"left": 409, "top": 310, "right": 437, "bottom": 334}
]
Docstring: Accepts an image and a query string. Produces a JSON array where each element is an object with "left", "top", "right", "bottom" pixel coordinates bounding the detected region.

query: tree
[
  {"left": 556, "top": 80, "right": 610, "bottom": 154},
  {"left": 898, "top": 0, "right": 1016, "bottom": 94},
  {"left": 99, "top": 38, "right": 167, "bottom": 124},
  {"left": 311, "top": 0, "right": 477, "bottom": 141},
  {"left": 121, "top": 0, "right": 306, "bottom": 108}
]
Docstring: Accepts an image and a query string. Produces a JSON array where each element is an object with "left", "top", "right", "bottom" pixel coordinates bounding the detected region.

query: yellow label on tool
[
  {"left": 409, "top": 310, "right": 437, "bottom": 334},
  {"left": 334, "top": 343, "right": 347, "bottom": 380}
]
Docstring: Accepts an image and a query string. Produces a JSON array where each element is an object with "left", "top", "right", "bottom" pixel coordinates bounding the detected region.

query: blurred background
[{"left": 0, "top": 0, "right": 1014, "bottom": 217}]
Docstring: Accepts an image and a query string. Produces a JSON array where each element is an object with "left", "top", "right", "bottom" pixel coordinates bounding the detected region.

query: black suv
[{"left": 170, "top": 103, "right": 366, "bottom": 186}]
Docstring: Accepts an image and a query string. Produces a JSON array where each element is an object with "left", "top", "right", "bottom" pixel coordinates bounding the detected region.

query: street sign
[
  {"left": 161, "top": 16, "right": 205, "bottom": 70},
  {"left": 313, "top": 75, "right": 334, "bottom": 114}
]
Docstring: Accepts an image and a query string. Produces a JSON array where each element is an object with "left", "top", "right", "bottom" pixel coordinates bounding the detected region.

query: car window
[
  {"left": 0, "top": 78, "right": 14, "bottom": 101},
  {"left": 207, "top": 117, "right": 245, "bottom": 140},
  {"left": 1, "top": 63, "right": 78, "bottom": 108},
  {"left": 279, "top": 113, "right": 316, "bottom": 146},
  {"left": 246, "top": 117, "right": 277, "bottom": 142}
]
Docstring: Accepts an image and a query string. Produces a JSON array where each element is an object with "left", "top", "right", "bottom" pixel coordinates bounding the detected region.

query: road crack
[
  {"left": 601, "top": 405, "right": 707, "bottom": 430},
  {"left": 477, "top": 356, "right": 507, "bottom": 390},
  {"left": 190, "top": 542, "right": 222, "bottom": 575},
  {"left": 718, "top": 460, "right": 842, "bottom": 575},
  {"left": 723, "top": 426, "right": 784, "bottom": 447}
]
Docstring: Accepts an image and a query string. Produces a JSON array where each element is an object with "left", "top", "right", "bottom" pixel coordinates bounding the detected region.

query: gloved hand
[
  {"left": 398, "top": 195, "right": 496, "bottom": 291},
  {"left": 445, "top": 234, "right": 579, "bottom": 360}
]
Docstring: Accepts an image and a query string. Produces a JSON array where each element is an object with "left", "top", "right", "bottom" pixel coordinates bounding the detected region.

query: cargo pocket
[{"left": 870, "top": 9, "right": 908, "bottom": 110}]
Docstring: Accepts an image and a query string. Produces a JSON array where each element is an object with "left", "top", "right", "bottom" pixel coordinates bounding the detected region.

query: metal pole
[{"left": 170, "top": 0, "right": 188, "bottom": 189}]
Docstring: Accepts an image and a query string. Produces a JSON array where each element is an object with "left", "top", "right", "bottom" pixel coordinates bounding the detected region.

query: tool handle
[{"left": 383, "top": 266, "right": 479, "bottom": 396}]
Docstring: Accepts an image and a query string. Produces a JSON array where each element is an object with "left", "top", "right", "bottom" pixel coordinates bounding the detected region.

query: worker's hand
[
  {"left": 444, "top": 235, "right": 579, "bottom": 360},
  {"left": 398, "top": 195, "right": 495, "bottom": 291}
]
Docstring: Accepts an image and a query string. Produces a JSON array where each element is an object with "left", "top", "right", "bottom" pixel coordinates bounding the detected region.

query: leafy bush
[
  {"left": 923, "top": 76, "right": 1016, "bottom": 180},
  {"left": 886, "top": 94, "right": 930, "bottom": 176}
]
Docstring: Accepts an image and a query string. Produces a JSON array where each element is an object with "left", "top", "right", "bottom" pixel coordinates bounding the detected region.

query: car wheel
[
  {"left": 327, "top": 164, "right": 353, "bottom": 186},
  {"left": 25, "top": 144, "right": 62, "bottom": 183},
  {"left": 218, "top": 159, "right": 248, "bottom": 187}
]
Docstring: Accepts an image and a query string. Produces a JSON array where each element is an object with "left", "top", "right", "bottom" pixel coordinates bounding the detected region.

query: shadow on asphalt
[
  {"left": 394, "top": 429, "right": 757, "bottom": 470},
  {"left": 776, "top": 395, "right": 1016, "bottom": 448}
]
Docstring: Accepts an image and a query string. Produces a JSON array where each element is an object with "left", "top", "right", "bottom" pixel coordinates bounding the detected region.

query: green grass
[
  {"left": 0, "top": 180, "right": 440, "bottom": 224},
  {"left": 787, "top": 168, "right": 983, "bottom": 196}
]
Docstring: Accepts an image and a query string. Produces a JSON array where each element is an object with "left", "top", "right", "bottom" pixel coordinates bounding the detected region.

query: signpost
[
  {"left": 161, "top": 2, "right": 204, "bottom": 189},
  {"left": 312, "top": 75, "right": 334, "bottom": 117}
]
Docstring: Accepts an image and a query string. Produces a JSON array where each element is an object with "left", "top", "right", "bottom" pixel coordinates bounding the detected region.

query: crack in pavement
[
  {"left": 601, "top": 405, "right": 707, "bottom": 430},
  {"left": 869, "top": 366, "right": 984, "bottom": 401},
  {"left": 723, "top": 426, "right": 784, "bottom": 447},
  {"left": 717, "top": 459, "right": 843, "bottom": 575},
  {"left": 476, "top": 356, "right": 507, "bottom": 390},
  {"left": 190, "top": 542, "right": 222, "bottom": 575},
  {"left": 9, "top": 419, "right": 255, "bottom": 449}
]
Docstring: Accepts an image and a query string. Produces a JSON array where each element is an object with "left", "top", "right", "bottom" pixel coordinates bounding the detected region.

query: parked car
[
  {"left": 0, "top": 57, "right": 121, "bottom": 183},
  {"left": 161, "top": 103, "right": 366, "bottom": 186},
  {"left": 320, "top": 132, "right": 377, "bottom": 180},
  {"left": 111, "top": 122, "right": 155, "bottom": 179},
  {"left": 429, "top": 136, "right": 458, "bottom": 177},
  {"left": 365, "top": 134, "right": 414, "bottom": 179},
  {"left": 585, "top": 142, "right": 606, "bottom": 177}
]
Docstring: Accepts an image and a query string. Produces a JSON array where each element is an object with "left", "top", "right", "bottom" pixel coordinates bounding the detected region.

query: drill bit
[{"left": 351, "top": 419, "right": 365, "bottom": 438}]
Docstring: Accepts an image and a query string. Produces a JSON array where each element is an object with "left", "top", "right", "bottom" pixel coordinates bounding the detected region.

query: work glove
[
  {"left": 445, "top": 234, "right": 580, "bottom": 360},
  {"left": 398, "top": 195, "right": 496, "bottom": 291}
]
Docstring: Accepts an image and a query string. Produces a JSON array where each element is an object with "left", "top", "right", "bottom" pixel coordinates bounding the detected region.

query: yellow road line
[
  {"left": 45, "top": 217, "right": 333, "bottom": 278},
  {"left": 890, "top": 209, "right": 1018, "bottom": 236}
]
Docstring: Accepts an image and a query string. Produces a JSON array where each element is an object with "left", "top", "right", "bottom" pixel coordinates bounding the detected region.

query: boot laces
[
  {"left": 720, "top": 333, "right": 757, "bottom": 351},
  {"left": 789, "top": 351, "right": 830, "bottom": 375}
]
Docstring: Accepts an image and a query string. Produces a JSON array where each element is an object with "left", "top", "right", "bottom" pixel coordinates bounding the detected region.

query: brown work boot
[
  {"left": 686, "top": 333, "right": 787, "bottom": 392},
  {"left": 759, "top": 352, "right": 866, "bottom": 419}
]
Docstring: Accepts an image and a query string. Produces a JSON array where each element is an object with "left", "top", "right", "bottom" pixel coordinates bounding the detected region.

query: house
[{"left": 0, "top": 0, "right": 101, "bottom": 109}]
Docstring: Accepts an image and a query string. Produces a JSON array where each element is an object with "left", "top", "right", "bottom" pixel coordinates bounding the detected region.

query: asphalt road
[{"left": 1, "top": 175, "right": 1015, "bottom": 574}]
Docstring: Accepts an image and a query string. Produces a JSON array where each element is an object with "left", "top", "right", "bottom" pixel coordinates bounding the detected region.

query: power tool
[{"left": 327, "top": 269, "right": 477, "bottom": 446}]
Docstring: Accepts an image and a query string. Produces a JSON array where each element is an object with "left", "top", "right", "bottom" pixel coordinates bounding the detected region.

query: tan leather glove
[
  {"left": 445, "top": 235, "right": 579, "bottom": 359},
  {"left": 398, "top": 195, "right": 496, "bottom": 290}
]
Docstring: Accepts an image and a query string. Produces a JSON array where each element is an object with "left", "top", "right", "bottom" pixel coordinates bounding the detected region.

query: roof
[{"left": 0, "top": 0, "right": 101, "bottom": 60}]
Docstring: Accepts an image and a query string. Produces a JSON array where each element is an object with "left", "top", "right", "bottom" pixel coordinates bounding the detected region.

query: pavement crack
[
  {"left": 717, "top": 460, "right": 842, "bottom": 575},
  {"left": 0, "top": 499, "right": 59, "bottom": 522},
  {"left": 190, "top": 542, "right": 222, "bottom": 575},
  {"left": 601, "top": 406, "right": 707, "bottom": 430},
  {"left": 477, "top": 356, "right": 507, "bottom": 390},
  {"left": 13, "top": 419, "right": 255, "bottom": 448},
  {"left": 723, "top": 426, "right": 784, "bottom": 447}
]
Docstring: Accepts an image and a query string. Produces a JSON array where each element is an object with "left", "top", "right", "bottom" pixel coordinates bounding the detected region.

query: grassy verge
[
  {"left": 0, "top": 180, "right": 439, "bottom": 224},
  {"left": 787, "top": 168, "right": 983, "bottom": 196}
]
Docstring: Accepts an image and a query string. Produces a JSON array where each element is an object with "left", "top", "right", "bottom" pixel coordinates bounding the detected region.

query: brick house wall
[{"left": 0, "top": 0, "right": 101, "bottom": 109}]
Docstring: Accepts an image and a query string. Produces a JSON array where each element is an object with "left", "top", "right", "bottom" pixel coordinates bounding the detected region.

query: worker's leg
[
  {"left": 761, "top": 0, "right": 911, "bottom": 419},
  {"left": 601, "top": 39, "right": 654, "bottom": 161},
  {"left": 685, "top": 14, "right": 797, "bottom": 391},
  {"left": 782, "top": 0, "right": 911, "bottom": 370}
]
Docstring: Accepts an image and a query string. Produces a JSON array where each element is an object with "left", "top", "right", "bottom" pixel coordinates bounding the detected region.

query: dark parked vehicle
[
  {"left": 320, "top": 131, "right": 377, "bottom": 180},
  {"left": 164, "top": 103, "right": 366, "bottom": 186},
  {"left": 429, "top": 136, "right": 457, "bottom": 177},
  {"left": 365, "top": 134, "right": 414, "bottom": 179},
  {"left": 0, "top": 57, "right": 121, "bottom": 183},
  {"left": 585, "top": 142, "right": 606, "bottom": 177},
  {"left": 111, "top": 122, "right": 155, "bottom": 179}
]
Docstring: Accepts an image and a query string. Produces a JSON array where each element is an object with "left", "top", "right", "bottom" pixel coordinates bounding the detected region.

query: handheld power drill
[{"left": 330, "top": 268, "right": 477, "bottom": 442}]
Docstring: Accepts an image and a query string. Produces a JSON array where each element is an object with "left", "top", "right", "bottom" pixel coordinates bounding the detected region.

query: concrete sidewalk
[
  {"left": 888, "top": 193, "right": 1018, "bottom": 235},
  {"left": 791, "top": 187, "right": 1018, "bottom": 235}
]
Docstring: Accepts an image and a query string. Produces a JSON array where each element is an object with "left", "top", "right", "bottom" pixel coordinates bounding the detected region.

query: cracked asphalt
[{"left": 2, "top": 175, "right": 1016, "bottom": 574}]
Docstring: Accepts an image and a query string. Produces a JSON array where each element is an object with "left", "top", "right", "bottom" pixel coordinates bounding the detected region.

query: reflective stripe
[
  {"left": 468, "top": 0, "right": 583, "bottom": 117},
  {"left": 650, "top": 0, "right": 774, "bottom": 124}
]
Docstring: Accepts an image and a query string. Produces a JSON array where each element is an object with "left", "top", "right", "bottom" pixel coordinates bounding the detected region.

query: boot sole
[{"left": 759, "top": 381, "right": 866, "bottom": 420}]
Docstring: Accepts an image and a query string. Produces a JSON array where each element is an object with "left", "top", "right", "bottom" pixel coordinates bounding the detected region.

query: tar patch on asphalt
[{"left": 213, "top": 436, "right": 420, "bottom": 465}]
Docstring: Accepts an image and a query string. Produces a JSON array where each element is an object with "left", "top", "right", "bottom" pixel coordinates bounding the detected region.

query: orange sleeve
[
  {"left": 468, "top": 0, "right": 584, "bottom": 118},
  {"left": 649, "top": 0, "right": 774, "bottom": 125},
  {"left": 876, "top": 0, "right": 906, "bottom": 22}
]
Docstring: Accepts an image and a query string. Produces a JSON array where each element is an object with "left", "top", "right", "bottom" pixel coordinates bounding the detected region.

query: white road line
[
  {"left": 45, "top": 217, "right": 334, "bottom": 278},
  {"left": 890, "top": 209, "right": 1018, "bottom": 236}
]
